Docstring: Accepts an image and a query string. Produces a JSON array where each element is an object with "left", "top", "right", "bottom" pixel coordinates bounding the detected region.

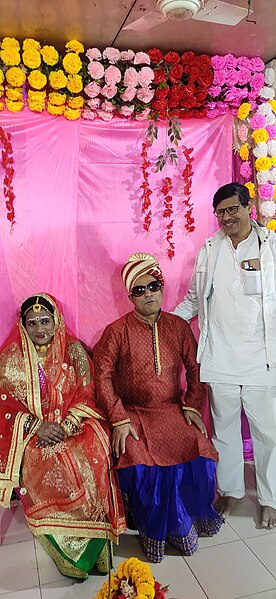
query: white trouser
[{"left": 208, "top": 383, "right": 276, "bottom": 509}]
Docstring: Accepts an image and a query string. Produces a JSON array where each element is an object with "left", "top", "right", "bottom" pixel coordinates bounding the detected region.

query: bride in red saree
[{"left": 0, "top": 293, "right": 126, "bottom": 579}]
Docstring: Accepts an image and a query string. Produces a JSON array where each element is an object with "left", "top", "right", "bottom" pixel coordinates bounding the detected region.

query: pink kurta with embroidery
[{"left": 93, "top": 311, "right": 218, "bottom": 469}]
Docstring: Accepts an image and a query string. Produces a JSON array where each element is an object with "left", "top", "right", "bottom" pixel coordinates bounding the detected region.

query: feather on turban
[{"left": 121, "top": 253, "right": 164, "bottom": 292}]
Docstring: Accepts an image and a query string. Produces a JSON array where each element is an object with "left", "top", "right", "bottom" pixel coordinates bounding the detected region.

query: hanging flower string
[
  {"left": 0, "top": 127, "right": 15, "bottom": 224},
  {"left": 182, "top": 145, "right": 195, "bottom": 233},
  {"left": 140, "top": 139, "right": 153, "bottom": 232},
  {"left": 161, "top": 176, "right": 175, "bottom": 259}
]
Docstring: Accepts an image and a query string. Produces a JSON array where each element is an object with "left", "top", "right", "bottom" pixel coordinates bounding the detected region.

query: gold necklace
[{"left": 35, "top": 343, "right": 50, "bottom": 354}]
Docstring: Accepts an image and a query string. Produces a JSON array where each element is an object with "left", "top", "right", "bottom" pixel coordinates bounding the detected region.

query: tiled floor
[{"left": 1, "top": 463, "right": 276, "bottom": 599}]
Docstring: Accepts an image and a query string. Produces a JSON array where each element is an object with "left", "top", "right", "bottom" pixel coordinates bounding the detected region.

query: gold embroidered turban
[{"left": 121, "top": 253, "right": 164, "bottom": 292}]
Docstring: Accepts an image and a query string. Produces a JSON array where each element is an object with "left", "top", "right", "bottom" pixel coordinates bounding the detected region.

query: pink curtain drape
[{"left": 0, "top": 111, "right": 232, "bottom": 347}]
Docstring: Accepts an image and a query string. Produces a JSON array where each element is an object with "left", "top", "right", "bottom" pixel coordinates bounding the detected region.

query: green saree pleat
[{"left": 38, "top": 534, "right": 107, "bottom": 580}]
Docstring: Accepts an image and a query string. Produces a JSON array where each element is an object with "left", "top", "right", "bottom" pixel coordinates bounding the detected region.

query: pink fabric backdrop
[{"left": 0, "top": 110, "right": 232, "bottom": 348}]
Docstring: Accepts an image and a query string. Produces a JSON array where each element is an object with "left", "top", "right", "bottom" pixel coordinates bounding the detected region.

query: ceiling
[{"left": 1, "top": 0, "right": 276, "bottom": 63}]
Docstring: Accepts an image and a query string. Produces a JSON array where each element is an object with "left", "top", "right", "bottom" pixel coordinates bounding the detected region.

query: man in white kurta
[{"left": 173, "top": 182, "right": 276, "bottom": 528}]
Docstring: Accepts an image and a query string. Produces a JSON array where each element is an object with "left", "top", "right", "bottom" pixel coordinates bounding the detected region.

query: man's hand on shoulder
[
  {"left": 183, "top": 410, "right": 208, "bottom": 438},
  {"left": 112, "top": 423, "right": 139, "bottom": 458}
]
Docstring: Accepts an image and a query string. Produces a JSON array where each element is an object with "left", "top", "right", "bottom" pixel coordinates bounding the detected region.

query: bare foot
[
  {"left": 214, "top": 496, "right": 245, "bottom": 519},
  {"left": 260, "top": 506, "right": 276, "bottom": 528}
]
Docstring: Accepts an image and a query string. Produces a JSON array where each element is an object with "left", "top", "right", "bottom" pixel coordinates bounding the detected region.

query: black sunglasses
[{"left": 131, "top": 280, "right": 162, "bottom": 298}]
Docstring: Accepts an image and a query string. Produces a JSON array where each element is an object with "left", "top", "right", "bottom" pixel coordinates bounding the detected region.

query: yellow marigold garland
[
  {"left": 239, "top": 142, "right": 249, "bottom": 161},
  {"left": 244, "top": 182, "right": 256, "bottom": 199},
  {"left": 5, "top": 98, "right": 24, "bottom": 112},
  {"left": 28, "top": 70, "right": 47, "bottom": 90},
  {"left": 62, "top": 52, "right": 82, "bottom": 74},
  {"left": 47, "top": 103, "right": 65, "bottom": 116},
  {"left": 6, "top": 86, "right": 23, "bottom": 101},
  {"left": 268, "top": 100, "right": 276, "bottom": 113},
  {"left": 22, "top": 49, "right": 41, "bottom": 69},
  {"left": 67, "top": 96, "right": 84, "bottom": 109},
  {"left": 255, "top": 156, "right": 272, "bottom": 171},
  {"left": 48, "top": 92, "right": 66, "bottom": 106},
  {"left": 267, "top": 219, "right": 276, "bottom": 230},
  {"left": 23, "top": 38, "right": 41, "bottom": 51},
  {"left": 5, "top": 66, "right": 26, "bottom": 87},
  {"left": 252, "top": 128, "right": 269, "bottom": 144},
  {"left": 49, "top": 69, "right": 68, "bottom": 90},
  {"left": 237, "top": 102, "right": 251, "bottom": 120},
  {"left": 64, "top": 106, "right": 81, "bottom": 120},
  {"left": 40, "top": 45, "right": 59, "bottom": 66},
  {"left": 0, "top": 48, "right": 21, "bottom": 66},
  {"left": 94, "top": 558, "right": 159, "bottom": 599},
  {"left": 65, "top": 40, "right": 84, "bottom": 54},
  {"left": 27, "top": 90, "right": 46, "bottom": 112},
  {"left": 67, "top": 73, "right": 83, "bottom": 93},
  {"left": 1, "top": 37, "right": 20, "bottom": 50}
]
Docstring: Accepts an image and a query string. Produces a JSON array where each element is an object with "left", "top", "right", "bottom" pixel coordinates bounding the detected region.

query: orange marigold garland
[
  {"left": 0, "top": 126, "right": 15, "bottom": 224},
  {"left": 140, "top": 139, "right": 153, "bottom": 232},
  {"left": 182, "top": 145, "right": 195, "bottom": 233},
  {"left": 161, "top": 176, "right": 175, "bottom": 259}
]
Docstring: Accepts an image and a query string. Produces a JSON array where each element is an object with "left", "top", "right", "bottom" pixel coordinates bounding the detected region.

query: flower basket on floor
[{"left": 94, "top": 557, "right": 169, "bottom": 599}]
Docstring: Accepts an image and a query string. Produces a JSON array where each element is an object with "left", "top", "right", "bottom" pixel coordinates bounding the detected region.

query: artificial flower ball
[
  {"left": 259, "top": 199, "right": 276, "bottom": 218},
  {"left": 252, "top": 128, "right": 269, "bottom": 144},
  {"left": 239, "top": 142, "right": 249, "bottom": 161},
  {"left": 5, "top": 98, "right": 24, "bottom": 112},
  {"left": 28, "top": 100, "right": 45, "bottom": 112},
  {"left": 27, "top": 90, "right": 46, "bottom": 112},
  {"left": 244, "top": 182, "right": 256, "bottom": 198},
  {"left": 47, "top": 102, "right": 65, "bottom": 116},
  {"left": 62, "top": 52, "right": 82, "bottom": 74},
  {"left": 237, "top": 102, "right": 251, "bottom": 120},
  {"left": 67, "top": 96, "right": 84, "bottom": 109},
  {"left": 23, "top": 38, "right": 41, "bottom": 51},
  {"left": 0, "top": 48, "right": 21, "bottom": 66},
  {"left": 49, "top": 70, "right": 68, "bottom": 89},
  {"left": 6, "top": 86, "right": 23, "bottom": 101},
  {"left": 65, "top": 40, "right": 84, "bottom": 54},
  {"left": 27, "top": 70, "right": 47, "bottom": 90},
  {"left": 66, "top": 74, "right": 83, "bottom": 93},
  {"left": 6, "top": 67, "right": 26, "bottom": 87},
  {"left": 41, "top": 45, "right": 59, "bottom": 66},
  {"left": 267, "top": 219, "right": 276, "bottom": 230},
  {"left": 1, "top": 37, "right": 20, "bottom": 50},
  {"left": 64, "top": 106, "right": 81, "bottom": 120},
  {"left": 22, "top": 49, "right": 41, "bottom": 69},
  {"left": 48, "top": 92, "right": 66, "bottom": 106},
  {"left": 255, "top": 156, "right": 272, "bottom": 171}
]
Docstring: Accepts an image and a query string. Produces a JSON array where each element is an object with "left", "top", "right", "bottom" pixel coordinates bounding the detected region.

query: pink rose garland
[{"left": 84, "top": 46, "right": 155, "bottom": 120}]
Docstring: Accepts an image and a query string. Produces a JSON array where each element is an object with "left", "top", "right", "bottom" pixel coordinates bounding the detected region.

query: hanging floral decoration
[
  {"left": 0, "top": 126, "right": 15, "bottom": 224},
  {"left": 207, "top": 54, "right": 265, "bottom": 119},
  {"left": 148, "top": 48, "right": 213, "bottom": 120},
  {"left": 93, "top": 556, "right": 168, "bottom": 599},
  {"left": 83, "top": 48, "right": 154, "bottom": 121},
  {"left": 140, "top": 140, "right": 153, "bottom": 232},
  {"left": 182, "top": 146, "right": 195, "bottom": 233},
  {"left": 234, "top": 61, "right": 276, "bottom": 223},
  {"left": 160, "top": 176, "right": 174, "bottom": 259}
]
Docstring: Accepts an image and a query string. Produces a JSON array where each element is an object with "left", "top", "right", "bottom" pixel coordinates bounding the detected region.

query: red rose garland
[
  {"left": 148, "top": 48, "right": 213, "bottom": 120},
  {"left": 0, "top": 127, "right": 15, "bottom": 225},
  {"left": 161, "top": 176, "right": 175, "bottom": 259},
  {"left": 182, "top": 146, "right": 195, "bottom": 233},
  {"left": 140, "top": 140, "right": 153, "bottom": 232}
]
